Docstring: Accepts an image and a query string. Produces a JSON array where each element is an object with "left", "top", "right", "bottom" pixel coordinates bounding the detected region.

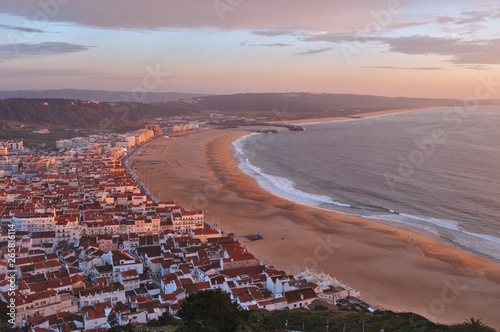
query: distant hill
[
  {"left": 1, "top": 93, "right": 496, "bottom": 129},
  {"left": 0, "top": 89, "right": 210, "bottom": 103},
  {"left": 189, "top": 92, "right": 460, "bottom": 115},
  {"left": 0, "top": 98, "right": 197, "bottom": 128}
]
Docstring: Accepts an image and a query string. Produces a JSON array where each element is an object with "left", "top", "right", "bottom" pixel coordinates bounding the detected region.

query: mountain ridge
[
  {"left": 1, "top": 92, "right": 498, "bottom": 128},
  {"left": 0, "top": 89, "right": 210, "bottom": 103},
  {"left": 187, "top": 92, "right": 462, "bottom": 114}
]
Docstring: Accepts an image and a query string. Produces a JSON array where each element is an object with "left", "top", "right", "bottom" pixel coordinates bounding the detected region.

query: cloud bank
[
  {"left": 0, "top": 0, "right": 437, "bottom": 30},
  {"left": 0, "top": 42, "right": 90, "bottom": 56}
]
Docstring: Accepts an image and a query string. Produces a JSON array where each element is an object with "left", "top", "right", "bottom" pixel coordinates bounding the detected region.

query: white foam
[
  {"left": 231, "top": 131, "right": 500, "bottom": 262},
  {"left": 232, "top": 134, "right": 349, "bottom": 208},
  {"left": 365, "top": 212, "right": 500, "bottom": 260},
  {"left": 462, "top": 230, "right": 500, "bottom": 245},
  {"left": 396, "top": 213, "right": 461, "bottom": 232}
]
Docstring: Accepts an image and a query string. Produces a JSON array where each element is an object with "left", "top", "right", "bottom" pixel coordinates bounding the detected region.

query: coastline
[
  {"left": 132, "top": 112, "right": 500, "bottom": 328},
  {"left": 267, "top": 107, "right": 445, "bottom": 125},
  {"left": 236, "top": 108, "right": 500, "bottom": 264}
]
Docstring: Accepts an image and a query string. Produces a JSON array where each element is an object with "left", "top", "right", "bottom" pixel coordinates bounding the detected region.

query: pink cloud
[{"left": 0, "top": 0, "right": 422, "bottom": 30}]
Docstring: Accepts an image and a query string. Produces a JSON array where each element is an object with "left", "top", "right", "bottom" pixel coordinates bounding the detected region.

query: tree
[
  {"left": 147, "top": 311, "right": 177, "bottom": 327},
  {"left": 457, "top": 317, "right": 496, "bottom": 332},
  {"left": 0, "top": 301, "right": 15, "bottom": 332},
  {"left": 177, "top": 290, "right": 246, "bottom": 332},
  {"left": 107, "top": 323, "right": 136, "bottom": 332}
]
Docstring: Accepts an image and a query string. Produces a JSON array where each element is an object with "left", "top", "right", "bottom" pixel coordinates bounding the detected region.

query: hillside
[
  {"left": 1, "top": 93, "right": 495, "bottom": 129},
  {"left": 0, "top": 98, "right": 197, "bottom": 128},
  {"left": 188, "top": 92, "right": 461, "bottom": 116},
  {"left": 0, "top": 89, "right": 209, "bottom": 103}
]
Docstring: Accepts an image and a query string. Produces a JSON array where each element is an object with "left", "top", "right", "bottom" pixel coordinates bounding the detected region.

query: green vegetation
[
  {"left": 192, "top": 92, "right": 460, "bottom": 116},
  {"left": 0, "top": 301, "right": 15, "bottom": 332},
  {"left": 176, "top": 290, "right": 248, "bottom": 332},
  {"left": 167, "top": 290, "right": 498, "bottom": 332},
  {"left": 0, "top": 123, "right": 106, "bottom": 148},
  {"left": 242, "top": 309, "right": 453, "bottom": 331},
  {"left": 107, "top": 324, "right": 138, "bottom": 332},
  {"left": 455, "top": 317, "right": 497, "bottom": 332},
  {"left": 0, "top": 98, "right": 196, "bottom": 147},
  {"left": 0, "top": 98, "right": 195, "bottom": 128},
  {"left": 147, "top": 312, "right": 181, "bottom": 328}
]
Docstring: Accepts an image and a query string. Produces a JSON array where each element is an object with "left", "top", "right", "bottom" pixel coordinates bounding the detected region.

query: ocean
[{"left": 232, "top": 106, "right": 500, "bottom": 262}]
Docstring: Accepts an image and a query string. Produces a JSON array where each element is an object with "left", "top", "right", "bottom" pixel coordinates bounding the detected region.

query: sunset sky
[{"left": 0, "top": 0, "right": 499, "bottom": 98}]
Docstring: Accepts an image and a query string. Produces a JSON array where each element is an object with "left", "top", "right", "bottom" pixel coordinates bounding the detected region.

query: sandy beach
[
  {"left": 267, "top": 107, "right": 444, "bottom": 124},
  {"left": 131, "top": 112, "right": 500, "bottom": 328}
]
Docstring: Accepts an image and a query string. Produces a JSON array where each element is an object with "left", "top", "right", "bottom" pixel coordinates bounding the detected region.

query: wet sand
[{"left": 132, "top": 117, "right": 500, "bottom": 328}]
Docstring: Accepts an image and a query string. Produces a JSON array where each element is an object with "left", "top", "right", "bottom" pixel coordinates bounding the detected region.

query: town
[{"left": 0, "top": 123, "right": 362, "bottom": 331}]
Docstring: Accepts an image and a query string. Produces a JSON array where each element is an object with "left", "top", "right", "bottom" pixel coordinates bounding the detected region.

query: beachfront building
[
  {"left": 190, "top": 227, "right": 222, "bottom": 243},
  {"left": 221, "top": 250, "right": 260, "bottom": 270},
  {"left": 295, "top": 269, "right": 360, "bottom": 304},
  {"left": 284, "top": 288, "right": 318, "bottom": 309},
  {"left": 171, "top": 208, "right": 204, "bottom": 231}
]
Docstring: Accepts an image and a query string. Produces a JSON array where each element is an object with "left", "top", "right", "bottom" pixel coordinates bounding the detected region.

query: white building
[
  {"left": 79, "top": 284, "right": 126, "bottom": 308},
  {"left": 118, "top": 269, "right": 141, "bottom": 291},
  {"left": 102, "top": 250, "right": 143, "bottom": 283},
  {"left": 55, "top": 219, "right": 82, "bottom": 245},
  {"left": 56, "top": 140, "right": 71, "bottom": 149},
  {"left": 11, "top": 291, "right": 78, "bottom": 327},
  {"left": 0, "top": 140, "right": 24, "bottom": 151},
  {"left": 171, "top": 209, "right": 204, "bottom": 232},
  {"left": 294, "top": 269, "right": 360, "bottom": 304},
  {"left": 0, "top": 156, "right": 20, "bottom": 172},
  {"left": 12, "top": 212, "right": 55, "bottom": 232}
]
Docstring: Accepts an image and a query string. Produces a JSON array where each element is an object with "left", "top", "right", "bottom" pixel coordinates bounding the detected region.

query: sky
[{"left": 0, "top": 0, "right": 499, "bottom": 99}]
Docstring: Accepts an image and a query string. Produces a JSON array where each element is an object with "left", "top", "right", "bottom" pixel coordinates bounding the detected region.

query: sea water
[{"left": 232, "top": 107, "right": 500, "bottom": 261}]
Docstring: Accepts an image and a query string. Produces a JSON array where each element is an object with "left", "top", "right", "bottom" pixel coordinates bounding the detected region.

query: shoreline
[
  {"left": 267, "top": 106, "right": 445, "bottom": 125},
  {"left": 132, "top": 110, "right": 500, "bottom": 328},
  {"left": 232, "top": 129, "right": 500, "bottom": 265}
]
